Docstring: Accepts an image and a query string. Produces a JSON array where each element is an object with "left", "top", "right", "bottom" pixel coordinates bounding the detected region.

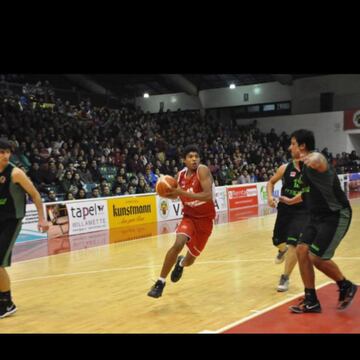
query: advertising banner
[
  {"left": 157, "top": 196, "right": 183, "bottom": 221},
  {"left": 66, "top": 200, "right": 108, "bottom": 235},
  {"left": 228, "top": 206, "right": 259, "bottom": 222},
  {"left": 337, "top": 174, "right": 349, "bottom": 192},
  {"left": 344, "top": 110, "right": 360, "bottom": 130},
  {"left": 156, "top": 186, "right": 228, "bottom": 222},
  {"left": 45, "top": 202, "right": 70, "bottom": 239},
  {"left": 110, "top": 223, "right": 157, "bottom": 243},
  {"left": 348, "top": 172, "right": 360, "bottom": 192},
  {"left": 256, "top": 181, "right": 282, "bottom": 205},
  {"left": 157, "top": 219, "right": 181, "bottom": 236},
  {"left": 214, "top": 186, "right": 228, "bottom": 212},
  {"left": 108, "top": 195, "right": 157, "bottom": 228},
  {"left": 227, "top": 184, "right": 258, "bottom": 209},
  {"left": 16, "top": 203, "right": 47, "bottom": 243}
]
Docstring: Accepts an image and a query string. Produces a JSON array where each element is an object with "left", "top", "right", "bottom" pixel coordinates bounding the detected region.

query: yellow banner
[
  {"left": 109, "top": 222, "right": 158, "bottom": 243},
  {"left": 108, "top": 196, "right": 157, "bottom": 228}
]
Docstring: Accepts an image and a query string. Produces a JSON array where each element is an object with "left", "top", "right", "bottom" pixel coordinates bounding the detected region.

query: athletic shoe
[
  {"left": 171, "top": 255, "right": 185, "bottom": 283},
  {"left": 147, "top": 280, "right": 165, "bottom": 298},
  {"left": 277, "top": 274, "right": 289, "bottom": 292},
  {"left": 0, "top": 302, "right": 17, "bottom": 319},
  {"left": 289, "top": 297, "right": 322, "bottom": 313},
  {"left": 337, "top": 282, "right": 357, "bottom": 310}
]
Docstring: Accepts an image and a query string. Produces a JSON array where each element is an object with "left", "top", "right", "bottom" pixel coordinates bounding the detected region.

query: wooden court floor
[{"left": 2, "top": 199, "right": 360, "bottom": 333}]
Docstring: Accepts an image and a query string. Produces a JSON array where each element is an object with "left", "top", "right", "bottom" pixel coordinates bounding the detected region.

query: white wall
[
  {"left": 237, "top": 112, "right": 349, "bottom": 155},
  {"left": 348, "top": 133, "right": 360, "bottom": 154},
  {"left": 135, "top": 82, "right": 291, "bottom": 113},
  {"left": 292, "top": 74, "right": 360, "bottom": 114},
  {"left": 199, "top": 82, "right": 291, "bottom": 109},
  {"left": 135, "top": 75, "right": 360, "bottom": 116},
  {"left": 135, "top": 92, "right": 201, "bottom": 113}
]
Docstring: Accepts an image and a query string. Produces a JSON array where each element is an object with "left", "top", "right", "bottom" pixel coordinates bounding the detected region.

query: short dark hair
[
  {"left": 182, "top": 144, "right": 200, "bottom": 158},
  {"left": 0, "top": 138, "right": 12, "bottom": 151},
  {"left": 290, "top": 129, "right": 315, "bottom": 151}
]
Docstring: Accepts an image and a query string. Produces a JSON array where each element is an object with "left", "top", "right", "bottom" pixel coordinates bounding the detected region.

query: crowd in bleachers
[{"left": 1, "top": 76, "right": 359, "bottom": 203}]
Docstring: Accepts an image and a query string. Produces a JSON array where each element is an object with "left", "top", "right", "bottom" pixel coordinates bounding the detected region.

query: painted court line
[
  {"left": 201, "top": 281, "right": 333, "bottom": 334},
  {"left": 12, "top": 256, "right": 360, "bottom": 284}
]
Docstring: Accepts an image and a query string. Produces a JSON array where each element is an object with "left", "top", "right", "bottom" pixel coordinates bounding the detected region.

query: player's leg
[
  {"left": 289, "top": 221, "right": 321, "bottom": 313},
  {"left": 277, "top": 215, "right": 306, "bottom": 292},
  {"left": 310, "top": 208, "right": 357, "bottom": 310},
  {"left": 171, "top": 217, "right": 213, "bottom": 283},
  {"left": 148, "top": 217, "right": 194, "bottom": 298},
  {"left": 277, "top": 245, "right": 297, "bottom": 292},
  {"left": 272, "top": 212, "right": 288, "bottom": 264},
  {"left": 0, "top": 219, "right": 22, "bottom": 318}
]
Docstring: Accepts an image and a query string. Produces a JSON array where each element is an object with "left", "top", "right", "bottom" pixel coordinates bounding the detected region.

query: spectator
[
  {"left": 77, "top": 161, "right": 93, "bottom": 183},
  {"left": 65, "top": 192, "right": 75, "bottom": 201},
  {"left": 45, "top": 190, "right": 58, "bottom": 203},
  {"left": 76, "top": 188, "right": 87, "bottom": 200},
  {"left": 91, "top": 187, "right": 101, "bottom": 198}
]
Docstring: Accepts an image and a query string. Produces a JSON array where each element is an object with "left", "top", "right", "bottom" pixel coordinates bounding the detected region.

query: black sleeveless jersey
[
  {"left": 0, "top": 162, "right": 26, "bottom": 219},
  {"left": 278, "top": 161, "right": 308, "bottom": 213},
  {"left": 301, "top": 161, "right": 350, "bottom": 214}
]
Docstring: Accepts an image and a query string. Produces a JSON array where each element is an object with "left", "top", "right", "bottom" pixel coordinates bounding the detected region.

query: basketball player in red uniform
[{"left": 148, "top": 145, "right": 216, "bottom": 298}]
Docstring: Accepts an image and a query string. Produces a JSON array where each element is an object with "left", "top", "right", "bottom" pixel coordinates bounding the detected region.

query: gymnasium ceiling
[{"left": 22, "top": 74, "right": 327, "bottom": 98}]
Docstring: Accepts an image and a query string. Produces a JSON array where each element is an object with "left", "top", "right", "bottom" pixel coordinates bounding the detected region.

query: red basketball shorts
[{"left": 176, "top": 215, "right": 214, "bottom": 257}]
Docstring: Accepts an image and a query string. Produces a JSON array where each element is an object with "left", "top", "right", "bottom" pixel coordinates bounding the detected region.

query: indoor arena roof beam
[
  {"left": 160, "top": 74, "right": 198, "bottom": 96},
  {"left": 271, "top": 74, "right": 293, "bottom": 85},
  {"left": 63, "top": 74, "right": 115, "bottom": 96}
]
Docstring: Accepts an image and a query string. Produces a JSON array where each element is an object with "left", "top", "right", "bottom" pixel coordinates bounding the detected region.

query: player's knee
[
  {"left": 172, "top": 240, "right": 186, "bottom": 252},
  {"left": 310, "top": 254, "right": 322, "bottom": 267},
  {"left": 186, "top": 256, "right": 196, "bottom": 266},
  {"left": 296, "top": 244, "right": 309, "bottom": 259}
]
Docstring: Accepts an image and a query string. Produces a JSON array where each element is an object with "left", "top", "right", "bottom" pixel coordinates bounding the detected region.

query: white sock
[
  {"left": 179, "top": 258, "right": 185, "bottom": 267},
  {"left": 158, "top": 277, "right": 166, "bottom": 283}
]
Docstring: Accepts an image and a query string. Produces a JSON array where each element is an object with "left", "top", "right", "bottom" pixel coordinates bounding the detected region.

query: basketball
[{"left": 156, "top": 175, "right": 178, "bottom": 199}]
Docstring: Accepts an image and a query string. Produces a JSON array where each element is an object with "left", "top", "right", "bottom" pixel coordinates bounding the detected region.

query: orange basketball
[{"left": 156, "top": 175, "right": 178, "bottom": 199}]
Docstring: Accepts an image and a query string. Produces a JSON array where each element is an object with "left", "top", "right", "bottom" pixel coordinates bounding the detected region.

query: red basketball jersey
[{"left": 177, "top": 164, "right": 216, "bottom": 219}]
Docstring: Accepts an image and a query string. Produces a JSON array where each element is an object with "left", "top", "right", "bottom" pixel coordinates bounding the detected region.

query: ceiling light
[{"left": 143, "top": 93, "right": 149, "bottom": 98}]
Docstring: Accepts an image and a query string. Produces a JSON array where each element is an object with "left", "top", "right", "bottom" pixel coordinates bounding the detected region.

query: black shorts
[
  {"left": 273, "top": 211, "right": 309, "bottom": 247},
  {"left": 299, "top": 207, "right": 352, "bottom": 259},
  {"left": 0, "top": 218, "right": 23, "bottom": 267}
]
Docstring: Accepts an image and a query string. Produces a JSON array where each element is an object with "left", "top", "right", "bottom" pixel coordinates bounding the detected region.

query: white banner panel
[
  {"left": 214, "top": 186, "right": 228, "bottom": 212},
  {"left": 156, "top": 186, "right": 228, "bottom": 222},
  {"left": 256, "top": 181, "right": 283, "bottom": 205},
  {"left": 337, "top": 174, "right": 349, "bottom": 192},
  {"left": 156, "top": 196, "right": 183, "bottom": 221},
  {"left": 66, "top": 200, "right": 109, "bottom": 235},
  {"left": 16, "top": 204, "right": 47, "bottom": 243}
]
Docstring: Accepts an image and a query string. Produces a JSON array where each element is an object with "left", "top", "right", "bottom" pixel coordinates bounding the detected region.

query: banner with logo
[
  {"left": 256, "top": 181, "right": 283, "bottom": 205},
  {"left": 215, "top": 186, "right": 228, "bottom": 212},
  {"left": 45, "top": 202, "right": 70, "bottom": 239},
  {"left": 344, "top": 110, "right": 360, "bottom": 130},
  {"left": 110, "top": 223, "right": 157, "bottom": 243},
  {"left": 157, "top": 219, "right": 181, "bottom": 236},
  {"left": 227, "top": 184, "right": 258, "bottom": 210},
  {"left": 108, "top": 195, "right": 157, "bottom": 228},
  {"left": 228, "top": 206, "right": 259, "bottom": 222},
  {"left": 215, "top": 210, "right": 229, "bottom": 225},
  {"left": 348, "top": 172, "right": 360, "bottom": 192},
  {"left": 66, "top": 200, "right": 109, "bottom": 235},
  {"left": 156, "top": 196, "right": 183, "bottom": 221},
  {"left": 337, "top": 174, "right": 349, "bottom": 192},
  {"left": 16, "top": 204, "right": 48, "bottom": 243},
  {"left": 156, "top": 186, "right": 228, "bottom": 222}
]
